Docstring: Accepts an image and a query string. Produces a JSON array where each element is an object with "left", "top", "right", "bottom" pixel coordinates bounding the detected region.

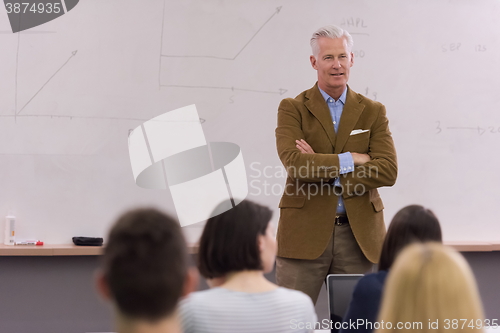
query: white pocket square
[{"left": 350, "top": 129, "right": 370, "bottom": 135}]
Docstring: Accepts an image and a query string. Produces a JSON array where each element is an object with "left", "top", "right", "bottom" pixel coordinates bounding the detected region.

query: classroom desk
[
  {"left": 0, "top": 242, "right": 497, "bottom": 256},
  {"left": 0, "top": 243, "right": 198, "bottom": 256},
  {"left": 0, "top": 244, "right": 104, "bottom": 256},
  {"left": 444, "top": 241, "right": 500, "bottom": 252}
]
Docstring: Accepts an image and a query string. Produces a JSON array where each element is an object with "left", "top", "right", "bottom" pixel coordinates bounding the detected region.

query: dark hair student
[
  {"left": 96, "top": 208, "right": 197, "bottom": 332},
  {"left": 180, "top": 200, "right": 317, "bottom": 333},
  {"left": 378, "top": 204, "right": 442, "bottom": 271},
  {"left": 340, "top": 205, "right": 442, "bottom": 333},
  {"left": 197, "top": 200, "right": 273, "bottom": 279}
]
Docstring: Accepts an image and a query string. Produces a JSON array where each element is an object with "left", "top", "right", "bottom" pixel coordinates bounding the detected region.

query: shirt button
[
  {"left": 333, "top": 121, "right": 337, "bottom": 125},
  {"left": 338, "top": 204, "right": 342, "bottom": 206},
  {"left": 329, "top": 99, "right": 333, "bottom": 103}
]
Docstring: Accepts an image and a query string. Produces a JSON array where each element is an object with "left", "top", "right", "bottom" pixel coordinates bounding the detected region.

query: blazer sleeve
[
  {"left": 276, "top": 98, "right": 343, "bottom": 183},
  {"left": 339, "top": 104, "right": 397, "bottom": 197}
]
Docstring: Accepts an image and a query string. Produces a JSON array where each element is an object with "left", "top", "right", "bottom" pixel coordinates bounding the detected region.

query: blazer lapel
[
  {"left": 334, "top": 87, "right": 365, "bottom": 154},
  {"left": 304, "top": 84, "right": 336, "bottom": 148}
]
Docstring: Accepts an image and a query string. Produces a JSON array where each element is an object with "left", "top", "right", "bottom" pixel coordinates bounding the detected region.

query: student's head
[
  {"left": 378, "top": 205, "right": 442, "bottom": 271},
  {"left": 96, "top": 208, "right": 196, "bottom": 323},
  {"left": 197, "top": 200, "right": 275, "bottom": 279},
  {"left": 377, "top": 243, "right": 484, "bottom": 333}
]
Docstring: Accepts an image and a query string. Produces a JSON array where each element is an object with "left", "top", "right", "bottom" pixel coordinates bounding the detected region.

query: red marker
[{"left": 14, "top": 240, "right": 44, "bottom": 246}]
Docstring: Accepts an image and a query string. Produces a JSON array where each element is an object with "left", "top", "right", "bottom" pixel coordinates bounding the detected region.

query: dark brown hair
[
  {"left": 197, "top": 200, "right": 273, "bottom": 279},
  {"left": 378, "top": 205, "right": 442, "bottom": 271},
  {"left": 102, "top": 208, "right": 188, "bottom": 321}
]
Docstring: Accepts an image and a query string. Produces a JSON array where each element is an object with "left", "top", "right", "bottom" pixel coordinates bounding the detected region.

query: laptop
[{"left": 326, "top": 274, "right": 364, "bottom": 333}]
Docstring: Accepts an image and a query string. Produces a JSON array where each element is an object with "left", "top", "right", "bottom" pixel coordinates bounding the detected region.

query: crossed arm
[
  {"left": 276, "top": 99, "right": 397, "bottom": 195},
  {"left": 295, "top": 139, "right": 371, "bottom": 166}
]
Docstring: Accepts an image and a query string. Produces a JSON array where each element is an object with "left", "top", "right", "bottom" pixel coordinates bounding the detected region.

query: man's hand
[
  {"left": 296, "top": 139, "right": 315, "bottom": 154},
  {"left": 295, "top": 139, "right": 371, "bottom": 166},
  {"left": 351, "top": 152, "right": 371, "bottom": 166},
  {"left": 297, "top": 139, "right": 370, "bottom": 166}
]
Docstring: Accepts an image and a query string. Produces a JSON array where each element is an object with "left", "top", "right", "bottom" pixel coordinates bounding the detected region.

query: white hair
[{"left": 310, "top": 25, "right": 354, "bottom": 57}]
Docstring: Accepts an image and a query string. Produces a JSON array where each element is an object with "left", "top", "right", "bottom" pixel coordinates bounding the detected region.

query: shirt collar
[{"left": 318, "top": 86, "right": 347, "bottom": 104}]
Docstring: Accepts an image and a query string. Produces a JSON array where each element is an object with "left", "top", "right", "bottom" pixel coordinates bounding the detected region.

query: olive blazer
[{"left": 275, "top": 84, "right": 397, "bottom": 263}]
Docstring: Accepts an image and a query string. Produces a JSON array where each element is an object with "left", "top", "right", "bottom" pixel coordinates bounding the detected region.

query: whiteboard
[{"left": 1, "top": 0, "right": 499, "bottom": 244}]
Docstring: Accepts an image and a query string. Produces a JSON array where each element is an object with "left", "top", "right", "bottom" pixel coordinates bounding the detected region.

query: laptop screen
[{"left": 327, "top": 274, "right": 364, "bottom": 333}]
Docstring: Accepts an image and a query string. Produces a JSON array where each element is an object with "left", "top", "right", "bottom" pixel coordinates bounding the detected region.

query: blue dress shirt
[{"left": 318, "top": 87, "right": 355, "bottom": 215}]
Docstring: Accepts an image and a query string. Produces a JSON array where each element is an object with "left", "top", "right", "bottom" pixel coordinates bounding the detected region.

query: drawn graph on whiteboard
[
  {"left": 0, "top": 28, "right": 77, "bottom": 121},
  {"left": 0, "top": 31, "right": 150, "bottom": 157},
  {"left": 158, "top": 2, "right": 287, "bottom": 97},
  {"left": 0, "top": 32, "right": 152, "bottom": 124}
]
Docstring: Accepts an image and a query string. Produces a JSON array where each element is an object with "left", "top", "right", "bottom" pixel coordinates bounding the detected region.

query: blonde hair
[{"left": 376, "top": 243, "right": 484, "bottom": 333}]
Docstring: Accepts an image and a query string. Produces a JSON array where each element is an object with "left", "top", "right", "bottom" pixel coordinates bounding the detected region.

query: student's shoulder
[
  {"left": 275, "top": 287, "right": 314, "bottom": 306},
  {"left": 274, "top": 288, "right": 316, "bottom": 322},
  {"left": 354, "top": 271, "right": 387, "bottom": 294},
  {"left": 180, "top": 287, "right": 224, "bottom": 307}
]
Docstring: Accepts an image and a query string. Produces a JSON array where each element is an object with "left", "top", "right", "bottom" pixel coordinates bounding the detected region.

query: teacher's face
[{"left": 310, "top": 37, "right": 354, "bottom": 95}]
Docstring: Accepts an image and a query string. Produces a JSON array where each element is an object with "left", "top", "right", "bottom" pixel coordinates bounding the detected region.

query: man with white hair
[{"left": 275, "top": 25, "right": 397, "bottom": 304}]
